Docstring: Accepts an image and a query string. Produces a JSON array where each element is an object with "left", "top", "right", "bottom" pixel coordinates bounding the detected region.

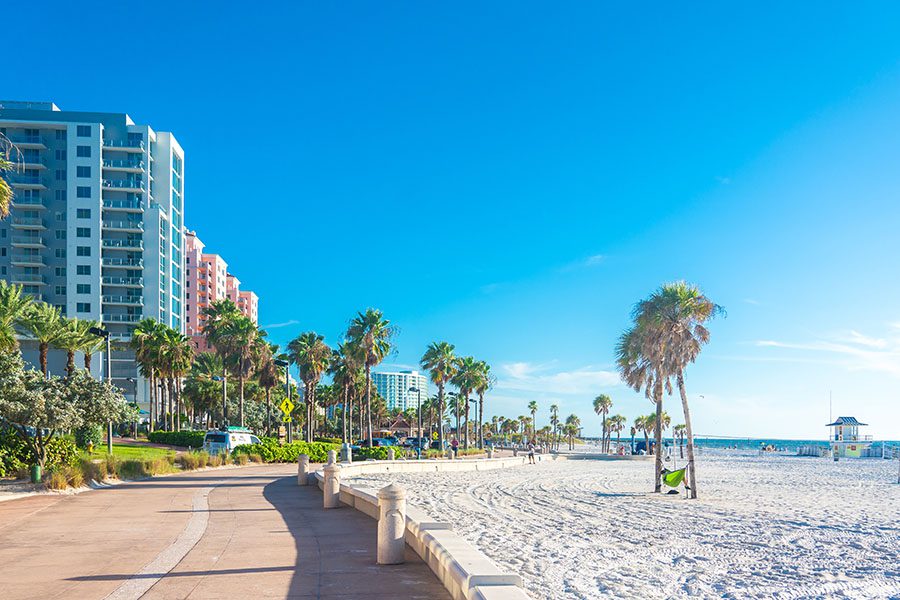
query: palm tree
[
  {"left": 288, "top": 331, "right": 332, "bottom": 442},
  {"left": 565, "top": 414, "right": 580, "bottom": 450},
  {"left": 627, "top": 281, "right": 724, "bottom": 499},
  {"left": 473, "top": 360, "right": 492, "bottom": 449},
  {"left": 593, "top": 394, "right": 613, "bottom": 453},
  {"left": 184, "top": 352, "right": 226, "bottom": 428},
  {"left": 256, "top": 343, "right": 281, "bottom": 436},
  {"left": 0, "top": 280, "right": 33, "bottom": 351},
  {"left": 549, "top": 404, "right": 559, "bottom": 450},
  {"left": 347, "top": 309, "right": 393, "bottom": 447},
  {"left": 452, "top": 356, "right": 480, "bottom": 449},
  {"left": 608, "top": 414, "right": 627, "bottom": 450},
  {"left": 527, "top": 400, "right": 538, "bottom": 440},
  {"left": 201, "top": 299, "right": 242, "bottom": 424},
  {"left": 420, "top": 341, "right": 456, "bottom": 451},
  {"left": 674, "top": 423, "right": 687, "bottom": 459},
  {"left": 330, "top": 342, "right": 361, "bottom": 444},
  {"left": 79, "top": 319, "right": 106, "bottom": 372},
  {"left": 634, "top": 414, "right": 654, "bottom": 455},
  {"left": 21, "top": 302, "right": 65, "bottom": 377},
  {"left": 57, "top": 317, "right": 88, "bottom": 378},
  {"left": 219, "top": 316, "right": 262, "bottom": 427},
  {"left": 158, "top": 329, "right": 194, "bottom": 431},
  {"left": 0, "top": 135, "right": 21, "bottom": 220},
  {"left": 132, "top": 318, "right": 167, "bottom": 431}
]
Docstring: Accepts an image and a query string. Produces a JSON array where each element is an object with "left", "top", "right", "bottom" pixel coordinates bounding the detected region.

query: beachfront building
[
  {"left": 184, "top": 230, "right": 258, "bottom": 353},
  {"left": 827, "top": 416, "right": 872, "bottom": 458},
  {"left": 372, "top": 370, "right": 428, "bottom": 411},
  {"left": 0, "top": 100, "right": 186, "bottom": 406}
]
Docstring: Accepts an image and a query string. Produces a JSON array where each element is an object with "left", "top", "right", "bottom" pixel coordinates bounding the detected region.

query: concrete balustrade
[
  {"left": 377, "top": 484, "right": 407, "bottom": 564},
  {"left": 297, "top": 454, "right": 309, "bottom": 486},
  {"left": 340, "top": 443, "right": 353, "bottom": 463},
  {"left": 387, "top": 448, "right": 396, "bottom": 461},
  {"left": 323, "top": 463, "right": 342, "bottom": 508},
  {"left": 326, "top": 449, "right": 337, "bottom": 465}
]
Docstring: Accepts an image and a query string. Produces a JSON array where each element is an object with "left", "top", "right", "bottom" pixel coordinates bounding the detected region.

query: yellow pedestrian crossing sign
[
  {"left": 282, "top": 415, "right": 292, "bottom": 423},
  {"left": 279, "top": 398, "right": 295, "bottom": 416}
]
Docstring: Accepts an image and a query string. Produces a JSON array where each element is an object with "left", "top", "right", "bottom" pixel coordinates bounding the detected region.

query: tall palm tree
[
  {"left": 201, "top": 299, "right": 242, "bottom": 424},
  {"left": 288, "top": 331, "right": 332, "bottom": 442},
  {"left": 564, "top": 414, "right": 580, "bottom": 450},
  {"left": 674, "top": 423, "right": 687, "bottom": 458},
  {"left": 549, "top": 404, "right": 559, "bottom": 450},
  {"left": 219, "top": 316, "right": 262, "bottom": 427},
  {"left": 608, "top": 414, "right": 627, "bottom": 450},
  {"left": 21, "top": 302, "right": 65, "bottom": 377},
  {"left": 627, "top": 281, "right": 723, "bottom": 499},
  {"left": 420, "top": 341, "right": 456, "bottom": 451},
  {"left": 473, "top": 360, "right": 492, "bottom": 449},
  {"left": 0, "top": 280, "right": 33, "bottom": 351},
  {"left": 256, "top": 344, "right": 281, "bottom": 436},
  {"left": 347, "top": 309, "right": 393, "bottom": 447},
  {"left": 527, "top": 400, "right": 538, "bottom": 440},
  {"left": 0, "top": 134, "right": 21, "bottom": 220},
  {"left": 593, "top": 394, "right": 613, "bottom": 453},
  {"left": 158, "top": 329, "right": 194, "bottom": 431},
  {"left": 79, "top": 319, "right": 106, "bottom": 372},
  {"left": 184, "top": 352, "right": 226, "bottom": 428},
  {"left": 132, "top": 318, "right": 167, "bottom": 431},
  {"left": 57, "top": 317, "right": 87, "bottom": 378},
  {"left": 330, "top": 341, "right": 360, "bottom": 444},
  {"left": 634, "top": 414, "right": 653, "bottom": 455},
  {"left": 452, "top": 356, "right": 480, "bottom": 449}
]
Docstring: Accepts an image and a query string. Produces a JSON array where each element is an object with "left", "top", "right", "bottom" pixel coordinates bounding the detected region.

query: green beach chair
[{"left": 660, "top": 467, "right": 689, "bottom": 493}]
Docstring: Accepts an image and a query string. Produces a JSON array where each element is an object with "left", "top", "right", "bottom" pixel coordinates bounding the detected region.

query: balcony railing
[
  {"left": 103, "top": 295, "right": 144, "bottom": 306},
  {"left": 10, "top": 253, "right": 45, "bottom": 266},
  {"left": 102, "top": 198, "right": 143, "bottom": 211},
  {"left": 102, "top": 220, "right": 144, "bottom": 232},
  {"left": 102, "top": 258, "right": 144, "bottom": 268},
  {"left": 11, "top": 217, "right": 46, "bottom": 229},
  {"left": 103, "top": 314, "right": 143, "bottom": 323},
  {"left": 6, "top": 175, "right": 48, "bottom": 187},
  {"left": 11, "top": 236, "right": 46, "bottom": 247},
  {"left": 102, "top": 276, "right": 143, "bottom": 287},
  {"left": 102, "top": 179, "right": 145, "bottom": 191},
  {"left": 103, "top": 139, "right": 144, "bottom": 150},
  {"left": 102, "top": 159, "right": 145, "bottom": 170},
  {"left": 7, "top": 135, "right": 47, "bottom": 147},
  {"left": 10, "top": 273, "right": 46, "bottom": 284},
  {"left": 10, "top": 195, "right": 44, "bottom": 207},
  {"left": 102, "top": 239, "right": 143, "bottom": 250}
]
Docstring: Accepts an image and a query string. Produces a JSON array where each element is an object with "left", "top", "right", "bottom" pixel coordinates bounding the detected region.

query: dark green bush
[
  {"left": 232, "top": 439, "right": 339, "bottom": 463},
  {"left": 148, "top": 431, "right": 206, "bottom": 448},
  {"left": 0, "top": 426, "right": 78, "bottom": 477},
  {"left": 352, "top": 446, "right": 408, "bottom": 461},
  {"left": 74, "top": 425, "right": 104, "bottom": 449},
  {"left": 314, "top": 437, "right": 342, "bottom": 445}
]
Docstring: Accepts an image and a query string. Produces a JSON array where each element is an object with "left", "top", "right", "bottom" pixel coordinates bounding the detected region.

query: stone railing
[{"left": 305, "top": 452, "right": 563, "bottom": 600}]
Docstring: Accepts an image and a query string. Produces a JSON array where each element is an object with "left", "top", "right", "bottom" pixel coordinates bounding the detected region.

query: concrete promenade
[{"left": 0, "top": 464, "right": 450, "bottom": 599}]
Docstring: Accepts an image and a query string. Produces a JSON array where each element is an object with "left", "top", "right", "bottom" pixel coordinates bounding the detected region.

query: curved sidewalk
[{"left": 0, "top": 464, "right": 450, "bottom": 599}]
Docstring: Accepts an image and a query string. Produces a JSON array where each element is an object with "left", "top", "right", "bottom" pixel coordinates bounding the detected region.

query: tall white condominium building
[
  {"left": 0, "top": 101, "right": 186, "bottom": 408},
  {"left": 372, "top": 370, "right": 429, "bottom": 412}
]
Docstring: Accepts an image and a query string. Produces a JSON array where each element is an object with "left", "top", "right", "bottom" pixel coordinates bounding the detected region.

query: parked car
[
  {"left": 203, "top": 428, "right": 261, "bottom": 455},
  {"left": 356, "top": 438, "right": 396, "bottom": 447},
  {"left": 402, "top": 437, "right": 429, "bottom": 449}
]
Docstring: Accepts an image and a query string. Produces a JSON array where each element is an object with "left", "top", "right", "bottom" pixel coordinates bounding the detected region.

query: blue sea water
[{"left": 690, "top": 437, "right": 900, "bottom": 452}]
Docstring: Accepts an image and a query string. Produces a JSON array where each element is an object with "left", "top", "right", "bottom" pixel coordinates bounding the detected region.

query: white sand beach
[{"left": 348, "top": 451, "right": 900, "bottom": 599}]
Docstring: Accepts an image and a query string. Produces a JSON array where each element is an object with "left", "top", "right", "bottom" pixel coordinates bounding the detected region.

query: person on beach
[
  {"left": 451, "top": 437, "right": 459, "bottom": 458},
  {"left": 527, "top": 440, "right": 536, "bottom": 464}
]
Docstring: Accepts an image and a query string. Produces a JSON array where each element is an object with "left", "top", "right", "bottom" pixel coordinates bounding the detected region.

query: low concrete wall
[{"left": 312, "top": 454, "right": 561, "bottom": 600}]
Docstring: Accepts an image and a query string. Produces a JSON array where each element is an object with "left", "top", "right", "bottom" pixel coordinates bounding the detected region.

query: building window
[
  {"left": 76, "top": 208, "right": 91, "bottom": 219},
  {"left": 76, "top": 145, "right": 91, "bottom": 158},
  {"left": 76, "top": 227, "right": 90, "bottom": 238},
  {"left": 55, "top": 267, "right": 66, "bottom": 276},
  {"left": 55, "top": 286, "right": 67, "bottom": 295},
  {"left": 76, "top": 166, "right": 91, "bottom": 178},
  {"left": 55, "top": 230, "right": 66, "bottom": 240},
  {"left": 56, "top": 190, "right": 67, "bottom": 201},
  {"left": 76, "top": 284, "right": 91, "bottom": 294},
  {"left": 55, "top": 248, "right": 67, "bottom": 258},
  {"left": 55, "top": 212, "right": 65, "bottom": 221},
  {"left": 76, "top": 246, "right": 91, "bottom": 257},
  {"left": 76, "top": 302, "right": 91, "bottom": 313},
  {"left": 56, "top": 130, "right": 67, "bottom": 141},
  {"left": 55, "top": 149, "right": 67, "bottom": 160},
  {"left": 77, "top": 125, "right": 91, "bottom": 137},
  {"left": 56, "top": 169, "right": 66, "bottom": 181},
  {"left": 76, "top": 265, "right": 91, "bottom": 275},
  {"left": 76, "top": 186, "right": 91, "bottom": 198}
]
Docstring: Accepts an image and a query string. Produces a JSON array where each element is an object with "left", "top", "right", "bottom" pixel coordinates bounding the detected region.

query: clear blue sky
[{"left": 8, "top": 2, "right": 900, "bottom": 439}]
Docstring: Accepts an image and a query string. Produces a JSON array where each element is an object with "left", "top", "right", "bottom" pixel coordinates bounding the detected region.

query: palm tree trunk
[
  {"left": 654, "top": 380, "right": 664, "bottom": 493},
  {"left": 342, "top": 383, "right": 349, "bottom": 444},
  {"left": 239, "top": 374, "right": 245, "bottom": 428},
  {"left": 265, "top": 387, "right": 271, "bottom": 437},
  {"left": 175, "top": 378, "right": 182, "bottom": 432},
  {"left": 40, "top": 342, "right": 49, "bottom": 378},
  {"left": 168, "top": 379, "right": 175, "bottom": 431},
  {"left": 66, "top": 350, "right": 76, "bottom": 378},
  {"left": 477, "top": 392, "right": 484, "bottom": 450},
  {"left": 306, "top": 385, "right": 314, "bottom": 443},
  {"left": 84, "top": 352, "right": 92, "bottom": 371},
  {"left": 677, "top": 372, "right": 698, "bottom": 499},
  {"left": 437, "top": 384, "right": 445, "bottom": 450},
  {"left": 463, "top": 397, "right": 469, "bottom": 450},
  {"left": 365, "top": 365, "right": 373, "bottom": 447}
]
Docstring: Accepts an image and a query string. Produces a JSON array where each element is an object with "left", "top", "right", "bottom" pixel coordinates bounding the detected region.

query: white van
[{"left": 203, "top": 428, "right": 261, "bottom": 455}]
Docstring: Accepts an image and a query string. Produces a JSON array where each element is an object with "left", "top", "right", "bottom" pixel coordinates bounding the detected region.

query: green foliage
[
  {"left": 148, "top": 430, "right": 206, "bottom": 448},
  {"left": 74, "top": 425, "right": 104, "bottom": 449},
  {"left": 232, "top": 438, "right": 339, "bottom": 463},
  {"left": 314, "top": 437, "right": 342, "bottom": 444}
]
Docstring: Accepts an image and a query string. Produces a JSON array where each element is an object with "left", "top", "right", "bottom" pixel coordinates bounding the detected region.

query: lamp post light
[
  {"left": 88, "top": 326, "right": 113, "bottom": 455},
  {"left": 274, "top": 359, "right": 291, "bottom": 443},
  {"left": 469, "top": 396, "right": 480, "bottom": 449}
]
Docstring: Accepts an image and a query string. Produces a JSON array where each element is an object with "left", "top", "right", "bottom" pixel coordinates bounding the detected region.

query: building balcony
[
  {"left": 102, "top": 276, "right": 143, "bottom": 288},
  {"left": 102, "top": 179, "right": 145, "bottom": 192},
  {"left": 103, "top": 314, "right": 143, "bottom": 324},
  {"left": 102, "top": 198, "right": 143, "bottom": 212},
  {"left": 102, "top": 220, "right": 144, "bottom": 233},
  {"left": 102, "top": 159, "right": 144, "bottom": 173},
  {"left": 5, "top": 175, "right": 48, "bottom": 190},
  {"left": 102, "top": 257, "right": 144, "bottom": 268},
  {"left": 103, "top": 295, "right": 144, "bottom": 307},
  {"left": 10, "top": 217, "right": 47, "bottom": 230},
  {"left": 10, "top": 196, "right": 45, "bottom": 209},
  {"left": 22, "top": 159, "right": 47, "bottom": 170},
  {"left": 11, "top": 236, "right": 46, "bottom": 248},
  {"left": 102, "top": 139, "right": 145, "bottom": 152},
  {"left": 9, "top": 273, "right": 46, "bottom": 285},
  {"left": 102, "top": 239, "right": 143, "bottom": 250},
  {"left": 10, "top": 253, "right": 45, "bottom": 267},
  {"left": 7, "top": 135, "right": 47, "bottom": 149}
]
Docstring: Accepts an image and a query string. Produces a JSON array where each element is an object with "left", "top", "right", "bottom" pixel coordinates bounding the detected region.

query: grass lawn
[{"left": 86, "top": 444, "right": 176, "bottom": 461}]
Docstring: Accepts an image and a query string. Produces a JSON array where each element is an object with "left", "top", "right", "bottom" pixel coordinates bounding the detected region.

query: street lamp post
[
  {"left": 89, "top": 326, "right": 113, "bottom": 455},
  {"left": 408, "top": 387, "right": 421, "bottom": 459},
  {"left": 274, "top": 359, "right": 291, "bottom": 443},
  {"left": 469, "top": 396, "right": 480, "bottom": 449}
]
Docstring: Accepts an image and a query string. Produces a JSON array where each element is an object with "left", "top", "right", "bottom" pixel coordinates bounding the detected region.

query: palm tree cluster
[
  {"left": 616, "top": 281, "right": 723, "bottom": 499},
  {"left": 131, "top": 318, "right": 195, "bottom": 431},
  {"left": 0, "top": 281, "right": 107, "bottom": 378},
  {"left": 420, "top": 342, "right": 493, "bottom": 450}
]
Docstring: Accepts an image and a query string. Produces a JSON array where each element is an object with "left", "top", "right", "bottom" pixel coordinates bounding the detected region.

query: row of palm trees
[{"left": 0, "top": 281, "right": 107, "bottom": 377}]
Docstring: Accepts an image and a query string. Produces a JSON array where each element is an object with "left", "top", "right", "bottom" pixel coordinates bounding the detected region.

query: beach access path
[{"left": 0, "top": 463, "right": 450, "bottom": 600}]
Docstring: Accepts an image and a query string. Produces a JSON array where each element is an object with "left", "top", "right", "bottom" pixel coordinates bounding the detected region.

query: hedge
[
  {"left": 353, "top": 446, "right": 402, "bottom": 461},
  {"left": 148, "top": 431, "right": 206, "bottom": 448},
  {"left": 0, "top": 426, "right": 78, "bottom": 476},
  {"left": 232, "top": 438, "right": 339, "bottom": 463}
]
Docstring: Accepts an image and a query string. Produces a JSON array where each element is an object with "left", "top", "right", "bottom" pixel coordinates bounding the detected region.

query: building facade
[
  {"left": 372, "top": 370, "right": 428, "bottom": 412},
  {"left": 0, "top": 100, "right": 185, "bottom": 406},
  {"left": 184, "top": 230, "right": 257, "bottom": 353}
]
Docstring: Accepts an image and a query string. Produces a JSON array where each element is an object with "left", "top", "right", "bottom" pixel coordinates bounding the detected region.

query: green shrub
[
  {"left": 232, "top": 439, "right": 339, "bottom": 463},
  {"left": 314, "top": 437, "right": 342, "bottom": 445},
  {"left": 74, "top": 425, "right": 104, "bottom": 450},
  {"left": 208, "top": 454, "right": 223, "bottom": 467},
  {"left": 353, "top": 446, "right": 392, "bottom": 461},
  {"left": 235, "top": 454, "right": 249, "bottom": 466},
  {"left": 148, "top": 431, "right": 206, "bottom": 448},
  {"left": 0, "top": 427, "right": 78, "bottom": 476}
]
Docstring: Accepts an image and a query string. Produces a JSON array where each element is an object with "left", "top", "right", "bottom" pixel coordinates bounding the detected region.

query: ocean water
[{"left": 691, "top": 437, "right": 900, "bottom": 452}]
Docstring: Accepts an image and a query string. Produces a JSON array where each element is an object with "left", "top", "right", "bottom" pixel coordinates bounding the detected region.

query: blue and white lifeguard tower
[{"left": 826, "top": 416, "right": 872, "bottom": 458}]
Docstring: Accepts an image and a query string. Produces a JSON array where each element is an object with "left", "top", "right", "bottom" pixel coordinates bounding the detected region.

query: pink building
[{"left": 184, "top": 230, "right": 259, "bottom": 353}]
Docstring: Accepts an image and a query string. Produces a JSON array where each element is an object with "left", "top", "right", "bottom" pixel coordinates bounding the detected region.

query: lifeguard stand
[{"left": 826, "top": 416, "right": 871, "bottom": 458}]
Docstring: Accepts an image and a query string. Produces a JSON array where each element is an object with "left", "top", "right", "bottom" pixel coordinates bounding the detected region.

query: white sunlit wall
[{"left": 371, "top": 370, "right": 429, "bottom": 412}]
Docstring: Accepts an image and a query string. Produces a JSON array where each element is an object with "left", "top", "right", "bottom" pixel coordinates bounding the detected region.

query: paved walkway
[{"left": 0, "top": 464, "right": 450, "bottom": 599}]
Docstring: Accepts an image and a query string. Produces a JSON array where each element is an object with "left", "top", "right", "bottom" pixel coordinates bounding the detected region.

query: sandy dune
[{"left": 349, "top": 451, "right": 900, "bottom": 599}]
